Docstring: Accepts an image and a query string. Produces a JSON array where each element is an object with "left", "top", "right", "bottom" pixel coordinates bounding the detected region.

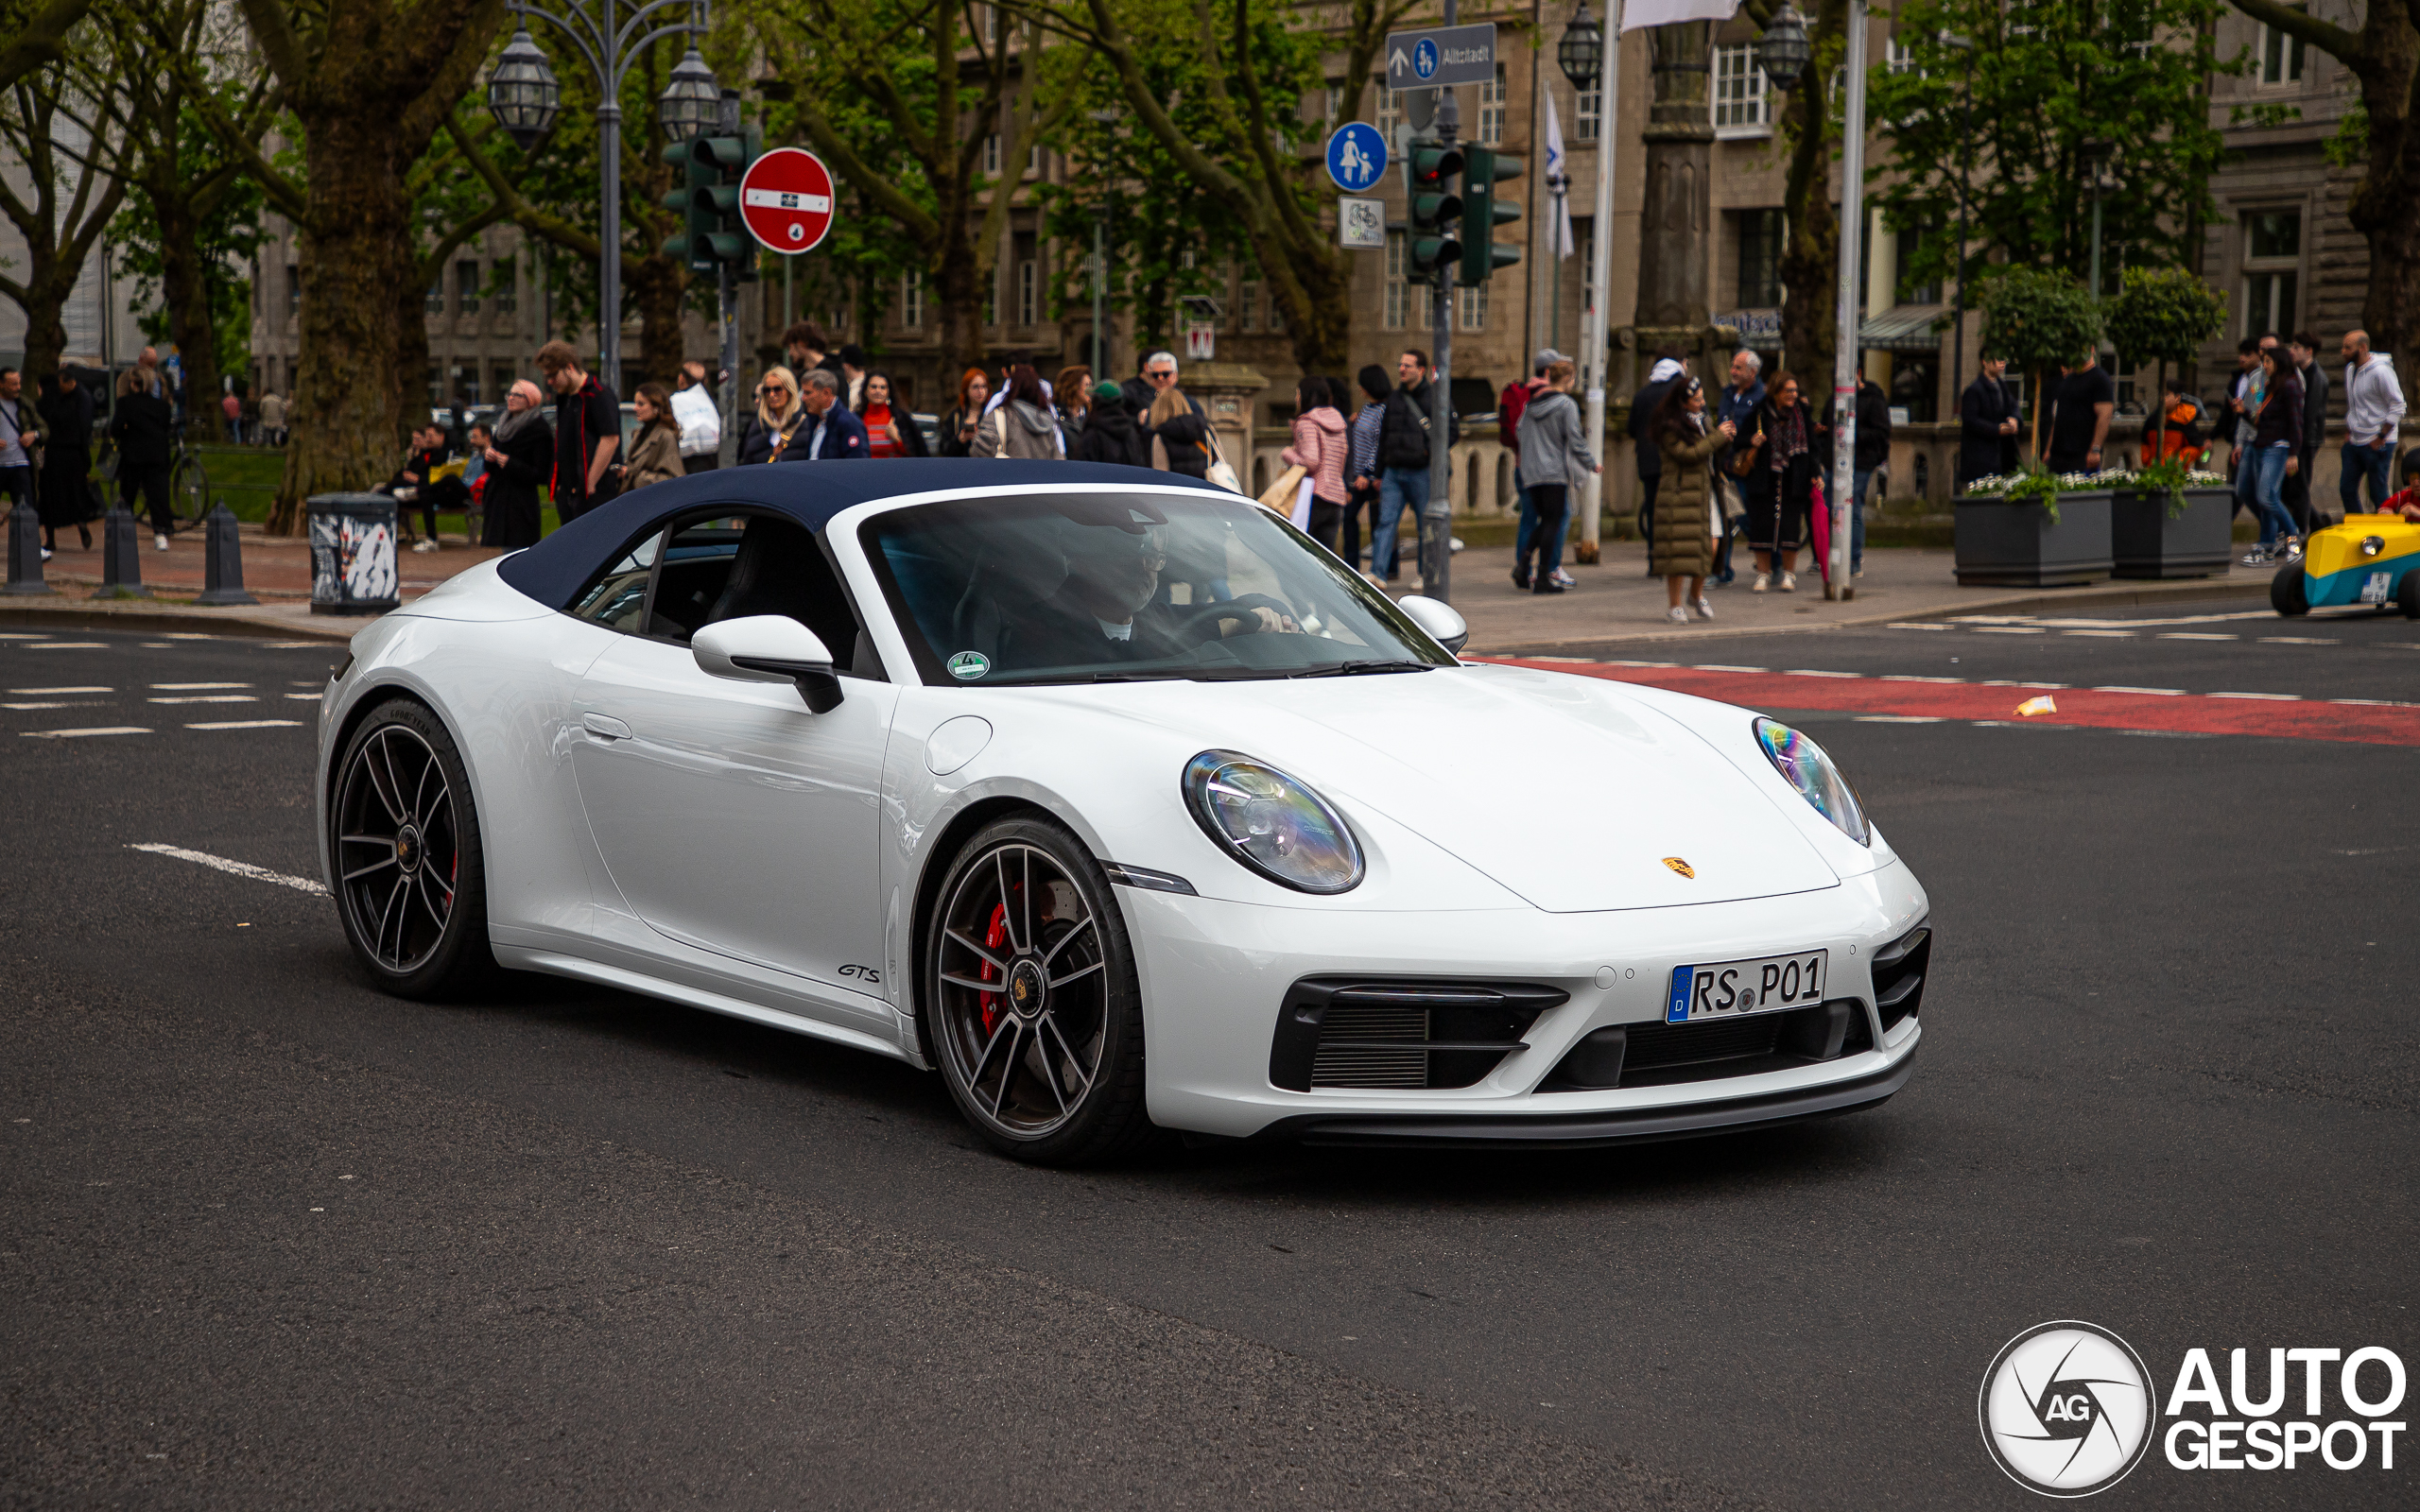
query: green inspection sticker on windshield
[{"left": 946, "top": 651, "right": 991, "bottom": 680}]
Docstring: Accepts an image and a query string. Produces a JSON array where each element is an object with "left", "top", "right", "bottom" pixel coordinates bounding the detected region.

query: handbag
[
  {"left": 1255, "top": 462, "right": 1307, "bottom": 515},
  {"left": 1202, "top": 428, "right": 1243, "bottom": 494}
]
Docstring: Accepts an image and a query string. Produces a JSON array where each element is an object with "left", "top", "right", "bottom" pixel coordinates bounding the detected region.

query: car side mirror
[
  {"left": 1395, "top": 594, "right": 1469, "bottom": 657},
  {"left": 692, "top": 615, "right": 845, "bottom": 713}
]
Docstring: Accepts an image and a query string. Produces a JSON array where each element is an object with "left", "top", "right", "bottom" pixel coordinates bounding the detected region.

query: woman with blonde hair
[
  {"left": 621, "top": 381, "right": 685, "bottom": 489},
  {"left": 736, "top": 366, "right": 804, "bottom": 465},
  {"left": 1148, "top": 385, "right": 1211, "bottom": 479}
]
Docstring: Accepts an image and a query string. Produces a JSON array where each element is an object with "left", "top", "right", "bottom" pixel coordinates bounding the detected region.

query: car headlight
[
  {"left": 1182, "top": 750, "right": 1364, "bottom": 894},
  {"left": 1754, "top": 717, "right": 1871, "bottom": 847}
]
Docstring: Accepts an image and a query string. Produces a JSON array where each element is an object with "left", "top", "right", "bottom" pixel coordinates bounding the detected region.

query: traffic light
[
  {"left": 661, "top": 129, "right": 759, "bottom": 273},
  {"left": 1403, "top": 138, "right": 1464, "bottom": 285},
  {"left": 1460, "top": 146, "right": 1522, "bottom": 284}
]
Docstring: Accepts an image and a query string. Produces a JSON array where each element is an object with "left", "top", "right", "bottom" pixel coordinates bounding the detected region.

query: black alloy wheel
[
  {"left": 925, "top": 816, "right": 1150, "bottom": 1164},
  {"left": 331, "top": 699, "right": 496, "bottom": 998}
]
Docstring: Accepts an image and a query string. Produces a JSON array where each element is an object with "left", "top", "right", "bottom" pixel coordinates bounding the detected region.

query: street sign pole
[
  {"left": 1578, "top": 0, "right": 1622, "bottom": 565},
  {"left": 1827, "top": 0, "right": 1869, "bottom": 601},
  {"left": 1422, "top": 2, "right": 1461, "bottom": 607},
  {"left": 718, "top": 260, "right": 738, "bottom": 467}
]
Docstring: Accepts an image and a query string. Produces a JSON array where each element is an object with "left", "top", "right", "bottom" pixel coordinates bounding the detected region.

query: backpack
[{"left": 1497, "top": 381, "right": 1530, "bottom": 449}]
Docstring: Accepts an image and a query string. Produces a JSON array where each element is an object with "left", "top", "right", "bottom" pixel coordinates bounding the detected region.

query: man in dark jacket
[
  {"left": 1821, "top": 372, "right": 1892, "bottom": 576},
  {"left": 108, "top": 372, "right": 177, "bottom": 548},
  {"left": 1959, "top": 356, "right": 2021, "bottom": 485},
  {"left": 2289, "top": 331, "right": 2330, "bottom": 531},
  {"left": 1626, "top": 343, "right": 1687, "bottom": 573},
  {"left": 1374, "top": 348, "right": 1458, "bottom": 581},
  {"left": 781, "top": 369, "right": 868, "bottom": 460},
  {"left": 1072, "top": 380, "right": 1148, "bottom": 467},
  {"left": 537, "top": 339, "right": 620, "bottom": 522}
]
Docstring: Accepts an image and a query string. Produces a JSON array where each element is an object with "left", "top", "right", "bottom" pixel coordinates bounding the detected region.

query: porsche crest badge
[{"left": 1662, "top": 857, "right": 1695, "bottom": 879}]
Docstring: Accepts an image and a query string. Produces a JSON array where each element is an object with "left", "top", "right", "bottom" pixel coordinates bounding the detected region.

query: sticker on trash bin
[
  {"left": 946, "top": 651, "right": 991, "bottom": 680},
  {"left": 2014, "top": 695, "right": 2058, "bottom": 717}
]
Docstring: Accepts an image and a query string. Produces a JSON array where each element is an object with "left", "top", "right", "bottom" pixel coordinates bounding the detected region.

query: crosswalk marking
[
  {"left": 147, "top": 695, "right": 257, "bottom": 704},
  {"left": 184, "top": 719, "right": 304, "bottom": 730},
  {"left": 150, "top": 681, "right": 251, "bottom": 690},
  {"left": 8, "top": 686, "right": 110, "bottom": 695},
  {"left": 22, "top": 642, "right": 106, "bottom": 649},
  {"left": 127, "top": 843, "right": 327, "bottom": 896},
  {"left": 21, "top": 726, "right": 149, "bottom": 738},
  {"left": 3, "top": 701, "right": 95, "bottom": 711}
]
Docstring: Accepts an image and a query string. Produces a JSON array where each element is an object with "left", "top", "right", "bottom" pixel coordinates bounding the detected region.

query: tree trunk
[
  {"left": 1775, "top": 0, "right": 1842, "bottom": 386},
  {"left": 629, "top": 251, "right": 686, "bottom": 389},
  {"left": 270, "top": 105, "right": 416, "bottom": 533},
  {"left": 15, "top": 280, "right": 70, "bottom": 386},
  {"left": 936, "top": 226, "right": 984, "bottom": 373},
  {"left": 155, "top": 197, "right": 226, "bottom": 443}
]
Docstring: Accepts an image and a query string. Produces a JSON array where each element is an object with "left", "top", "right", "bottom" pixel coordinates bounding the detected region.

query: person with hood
[
  {"left": 1281, "top": 375, "right": 1350, "bottom": 551},
  {"left": 973, "top": 364, "right": 1062, "bottom": 460},
  {"left": 36, "top": 368, "right": 97, "bottom": 555},
  {"left": 1514, "top": 359, "right": 1599, "bottom": 595},
  {"left": 737, "top": 367, "right": 806, "bottom": 464},
  {"left": 1071, "top": 380, "right": 1147, "bottom": 467},
  {"left": 1649, "top": 376, "right": 1727, "bottom": 622},
  {"left": 1147, "top": 385, "right": 1212, "bottom": 479},
  {"left": 1626, "top": 344, "right": 1688, "bottom": 572},
  {"left": 477, "top": 380, "right": 553, "bottom": 547}
]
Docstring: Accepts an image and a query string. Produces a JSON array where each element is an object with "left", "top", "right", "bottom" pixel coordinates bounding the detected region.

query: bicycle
[{"left": 166, "top": 418, "right": 213, "bottom": 532}]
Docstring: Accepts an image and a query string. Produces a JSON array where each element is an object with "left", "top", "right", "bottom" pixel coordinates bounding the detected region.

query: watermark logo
[{"left": 1979, "top": 1321, "right": 2157, "bottom": 1497}]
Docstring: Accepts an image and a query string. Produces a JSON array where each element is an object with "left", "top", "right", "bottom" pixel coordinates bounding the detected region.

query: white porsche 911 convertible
[{"left": 318, "top": 460, "right": 1929, "bottom": 1163}]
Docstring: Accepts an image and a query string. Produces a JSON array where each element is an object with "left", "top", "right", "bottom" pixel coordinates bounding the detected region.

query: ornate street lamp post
[{"left": 488, "top": 0, "right": 720, "bottom": 387}]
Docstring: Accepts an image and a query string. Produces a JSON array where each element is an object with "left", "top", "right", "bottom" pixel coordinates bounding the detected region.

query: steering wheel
[{"left": 1171, "top": 593, "right": 1297, "bottom": 646}]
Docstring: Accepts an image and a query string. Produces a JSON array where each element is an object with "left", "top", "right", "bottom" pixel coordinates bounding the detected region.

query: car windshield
[{"left": 860, "top": 490, "right": 1455, "bottom": 686}]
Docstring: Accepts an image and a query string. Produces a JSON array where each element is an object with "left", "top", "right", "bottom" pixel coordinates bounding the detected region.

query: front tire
[
  {"left": 2270, "top": 559, "right": 2308, "bottom": 616},
  {"left": 924, "top": 816, "right": 1151, "bottom": 1165},
  {"left": 330, "top": 698, "right": 496, "bottom": 999},
  {"left": 2400, "top": 569, "right": 2420, "bottom": 620}
]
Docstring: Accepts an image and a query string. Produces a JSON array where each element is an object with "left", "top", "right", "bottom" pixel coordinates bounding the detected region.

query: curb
[
  {"left": 0, "top": 597, "right": 360, "bottom": 643},
  {"left": 1477, "top": 574, "right": 2261, "bottom": 655}
]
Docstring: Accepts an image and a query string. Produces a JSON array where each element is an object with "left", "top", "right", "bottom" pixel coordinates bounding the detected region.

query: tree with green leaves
[
  {"left": 1870, "top": 0, "right": 2234, "bottom": 301},
  {"left": 0, "top": 19, "right": 127, "bottom": 388},
  {"left": 2105, "top": 265, "right": 2226, "bottom": 461},
  {"left": 1979, "top": 266, "right": 2103, "bottom": 456},
  {"left": 2225, "top": 2, "right": 2419, "bottom": 353},
  {"left": 0, "top": 0, "right": 91, "bottom": 96},
  {"left": 201, "top": 0, "right": 508, "bottom": 532}
]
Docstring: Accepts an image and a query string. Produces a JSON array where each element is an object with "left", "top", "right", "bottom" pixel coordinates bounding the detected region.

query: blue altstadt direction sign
[
  {"left": 1325, "top": 122, "right": 1388, "bottom": 193},
  {"left": 1383, "top": 23, "right": 1497, "bottom": 93}
]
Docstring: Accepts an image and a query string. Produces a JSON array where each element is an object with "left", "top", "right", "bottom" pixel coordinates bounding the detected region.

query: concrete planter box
[
  {"left": 2111, "top": 486, "right": 2234, "bottom": 579},
  {"left": 1954, "top": 490, "right": 2113, "bottom": 587}
]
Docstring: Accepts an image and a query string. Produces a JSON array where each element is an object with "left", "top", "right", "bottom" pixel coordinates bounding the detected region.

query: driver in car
[{"left": 1018, "top": 526, "right": 1299, "bottom": 666}]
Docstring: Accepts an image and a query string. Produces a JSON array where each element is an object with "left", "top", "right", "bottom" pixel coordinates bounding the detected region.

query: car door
[{"left": 569, "top": 515, "right": 898, "bottom": 999}]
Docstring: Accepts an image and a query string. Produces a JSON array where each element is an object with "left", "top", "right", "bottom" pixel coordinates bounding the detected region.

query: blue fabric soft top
[{"left": 493, "top": 458, "right": 1225, "bottom": 612}]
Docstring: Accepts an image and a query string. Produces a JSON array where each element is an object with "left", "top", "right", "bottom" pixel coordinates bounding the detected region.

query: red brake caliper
[{"left": 978, "top": 902, "right": 1009, "bottom": 1033}]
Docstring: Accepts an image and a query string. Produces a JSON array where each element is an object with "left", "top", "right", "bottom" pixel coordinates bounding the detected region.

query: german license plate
[
  {"left": 1667, "top": 951, "right": 1828, "bottom": 1023},
  {"left": 2360, "top": 571, "right": 2393, "bottom": 606}
]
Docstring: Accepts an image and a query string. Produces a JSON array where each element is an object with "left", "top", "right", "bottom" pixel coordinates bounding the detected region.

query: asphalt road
[{"left": 3, "top": 617, "right": 2413, "bottom": 1509}]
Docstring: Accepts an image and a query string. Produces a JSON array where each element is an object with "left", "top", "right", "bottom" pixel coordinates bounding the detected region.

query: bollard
[
  {"left": 194, "top": 504, "right": 257, "bottom": 606},
  {"left": 96, "top": 507, "right": 152, "bottom": 599},
  {"left": 5, "top": 497, "right": 54, "bottom": 595}
]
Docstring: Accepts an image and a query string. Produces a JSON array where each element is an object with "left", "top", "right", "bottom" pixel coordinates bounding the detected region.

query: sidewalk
[{"left": 1427, "top": 539, "right": 2254, "bottom": 654}]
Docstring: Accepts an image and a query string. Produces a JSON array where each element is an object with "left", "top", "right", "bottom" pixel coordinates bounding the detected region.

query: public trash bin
[{"left": 307, "top": 491, "right": 401, "bottom": 615}]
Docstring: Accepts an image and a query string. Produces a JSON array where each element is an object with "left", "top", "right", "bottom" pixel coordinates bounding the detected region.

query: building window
[
  {"left": 1016, "top": 257, "right": 1039, "bottom": 327},
  {"left": 1028, "top": 143, "right": 1045, "bottom": 177},
  {"left": 2258, "top": 11, "right": 2306, "bottom": 86},
  {"left": 286, "top": 263, "right": 300, "bottom": 316},
  {"left": 492, "top": 363, "right": 515, "bottom": 399},
  {"left": 495, "top": 265, "right": 516, "bottom": 315},
  {"left": 1324, "top": 83, "right": 1343, "bottom": 127},
  {"left": 1478, "top": 62, "right": 1506, "bottom": 144},
  {"left": 1238, "top": 278, "right": 1260, "bottom": 331},
  {"left": 982, "top": 134, "right": 1001, "bottom": 176},
  {"left": 901, "top": 268, "right": 924, "bottom": 329},
  {"left": 1886, "top": 36, "right": 1917, "bottom": 73},
  {"left": 425, "top": 284, "right": 443, "bottom": 315},
  {"left": 1458, "top": 283, "right": 1486, "bottom": 332},
  {"left": 450, "top": 365, "right": 479, "bottom": 404},
  {"left": 1376, "top": 79, "right": 1401, "bottom": 137},
  {"left": 1737, "top": 209, "right": 1786, "bottom": 308},
  {"left": 980, "top": 4, "right": 998, "bottom": 43},
  {"left": 1894, "top": 218, "right": 1941, "bottom": 304},
  {"left": 1384, "top": 230, "right": 1409, "bottom": 331},
  {"left": 2241, "top": 210, "right": 2300, "bottom": 336},
  {"left": 457, "top": 260, "right": 479, "bottom": 315},
  {"left": 1576, "top": 81, "right": 1600, "bottom": 142},
  {"left": 1712, "top": 45, "right": 1770, "bottom": 136}
]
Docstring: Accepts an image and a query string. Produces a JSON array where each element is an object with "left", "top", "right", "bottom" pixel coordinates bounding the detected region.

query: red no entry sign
[{"left": 738, "top": 146, "right": 836, "bottom": 254}]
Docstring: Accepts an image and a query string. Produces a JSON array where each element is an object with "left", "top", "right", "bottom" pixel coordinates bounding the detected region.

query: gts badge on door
[{"left": 838, "top": 964, "right": 882, "bottom": 984}]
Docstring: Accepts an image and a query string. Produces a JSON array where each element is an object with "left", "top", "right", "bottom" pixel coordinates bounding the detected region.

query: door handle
[{"left": 582, "top": 713, "right": 632, "bottom": 741}]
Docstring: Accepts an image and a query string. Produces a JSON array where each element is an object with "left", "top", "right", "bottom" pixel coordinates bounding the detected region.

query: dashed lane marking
[
  {"left": 2062, "top": 629, "right": 2136, "bottom": 638},
  {"left": 2092, "top": 685, "right": 2186, "bottom": 696},
  {"left": 2207, "top": 691, "right": 2301, "bottom": 700},
  {"left": 1784, "top": 669, "right": 1862, "bottom": 678},
  {"left": 184, "top": 719, "right": 304, "bottom": 730},
  {"left": 1885, "top": 623, "right": 1953, "bottom": 630},
  {"left": 1972, "top": 627, "right": 2045, "bottom": 634},
  {"left": 261, "top": 642, "right": 340, "bottom": 649},
  {"left": 1856, "top": 715, "right": 1944, "bottom": 723},
  {"left": 284, "top": 693, "right": 322, "bottom": 701},
  {"left": 21, "top": 726, "right": 149, "bottom": 739},
  {"left": 21, "top": 642, "right": 106, "bottom": 649},
  {"left": 2260, "top": 637, "right": 2338, "bottom": 644},
  {"left": 150, "top": 681, "right": 250, "bottom": 690},
  {"left": 2158, "top": 632, "right": 2237, "bottom": 641},
  {"left": 4, "top": 701, "right": 98, "bottom": 711},
  {"left": 147, "top": 695, "right": 257, "bottom": 705},
  {"left": 1882, "top": 675, "right": 1964, "bottom": 683},
  {"left": 1692, "top": 664, "right": 1770, "bottom": 674},
  {"left": 127, "top": 843, "right": 327, "bottom": 896},
  {"left": 8, "top": 686, "right": 110, "bottom": 695}
]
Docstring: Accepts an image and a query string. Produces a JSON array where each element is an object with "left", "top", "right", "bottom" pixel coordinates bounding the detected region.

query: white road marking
[
  {"left": 1692, "top": 664, "right": 1769, "bottom": 673},
  {"left": 2157, "top": 632, "right": 2237, "bottom": 641},
  {"left": 147, "top": 695, "right": 257, "bottom": 704},
  {"left": 2062, "top": 629, "right": 2136, "bottom": 638},
  {"left": 8, "top": 686, "right": 110, "bottom": 694},
  {"left": 2258, "top": 637, "right": 2337, "bottom": 644},
  {"left": 23, "top": 642, "right": 106, "bottom": 649},
  {"left": 140, "top": 642, "right": 174, "bottom": 648},
  {"left": 0, "top": 632, "right": 53, "bottom": 640},
  {"left": 1971, "top": 626, "right": 2046, "bottom": 634},
  {"left": 261, "top": 641, "right": 338, "bottom": 649},
  {"left": 1606, "top": 660, "right": 1677, "bottom": 667},
  {"left": 2208, "top": 691, "right": 2300, "bottom": 700},
  {"left": 2092, "top": 686, "right": 2187, "bottom": 696},
  {"left": 1784, "top": 669, "right": 1862, "bottom": 678},
  {"left": 3, "top": 701, "right": 96, "bottom": 710},
  {"left": 1855, "top": 715, "right": 1944, "bottom": 723},
  {"left": 127, "top": 843, "right": 327, "bottom": 896},
  {"left": 1886, "top": 622, "right": 1953, "bottom": 630},
  {"left": 284, "top": 692, "right": 322, "bottom": 701},
  {"left": 1882, "top": 675, "right": 1964, "bottom": 683},
  {"left": 185, "top": 719, "right": 304, "bottom": 730},
  {"left": 150, "top": 681, "right": 251, "bottom": 690},
  {"left": 1526, "top": 655, "right": 1599, "bottom": 662},
  {"left": 157, "top": 633, "right": 216, "bottom": 640},
  {"left": 21, "top": 726, "right": 149, "bottom": 738}
]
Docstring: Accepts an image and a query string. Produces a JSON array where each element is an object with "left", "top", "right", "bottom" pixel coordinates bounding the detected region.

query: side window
[
  {"left": 569, "top": 532, "right": 661, "bottom": 632},
  {"left": 648, "top": 517, "right": 750, "bottom": 642}
]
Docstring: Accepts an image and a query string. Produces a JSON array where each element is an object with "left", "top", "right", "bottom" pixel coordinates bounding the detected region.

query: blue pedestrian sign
[
  {"left": 1325, "top": 122, "right": 1388, "bottom": 193},
  {"left": 1384, "top": 24, "right": 1496, "bottom": 92},
  {"left": 1412, "top": 39, "right": 1439, "bottom": 80}
]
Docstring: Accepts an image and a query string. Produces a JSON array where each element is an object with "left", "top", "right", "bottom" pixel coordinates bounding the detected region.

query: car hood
[{"left": 1074, "top": 664, "right": 1842, "bottom": 913}]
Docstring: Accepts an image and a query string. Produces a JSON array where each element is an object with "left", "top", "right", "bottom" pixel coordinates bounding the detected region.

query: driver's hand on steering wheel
[{"left": 1230, "top": 606, "right": 1300, "bottom": 635}]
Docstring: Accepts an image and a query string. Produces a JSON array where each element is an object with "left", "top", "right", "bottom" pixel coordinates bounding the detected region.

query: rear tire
[
  {"left": 169, "top": 449, "right": 211, "bottom": 530},
  {"left": 329, "top": 698, "right": 498, "bottom": 999},
  {"left": 2400, "top": 569, "right": 2420, "bottom": 620},
  {"left": 923, "top": 815, "right": 1152, "bottom": 1165},
  {"left": 2270, "top": 560, "right": 2308, "bottom": 616}
]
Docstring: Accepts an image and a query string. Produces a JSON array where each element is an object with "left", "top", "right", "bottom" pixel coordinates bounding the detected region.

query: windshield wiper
[{"left": 1287, "top": 660, "right": 1434, "bottom": 679}]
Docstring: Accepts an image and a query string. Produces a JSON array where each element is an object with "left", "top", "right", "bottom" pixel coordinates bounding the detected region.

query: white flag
[
  {"left": 1619, "top": 0, "right": 1743, "bottom": 30},
  {"left": 1541, "top": 93, "right": 1575, "bottom": 260}
]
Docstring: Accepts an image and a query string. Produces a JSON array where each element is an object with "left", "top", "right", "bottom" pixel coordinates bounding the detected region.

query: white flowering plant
[{"left": 1963, "top": 464, "right": 2225, "bottom": 522}]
